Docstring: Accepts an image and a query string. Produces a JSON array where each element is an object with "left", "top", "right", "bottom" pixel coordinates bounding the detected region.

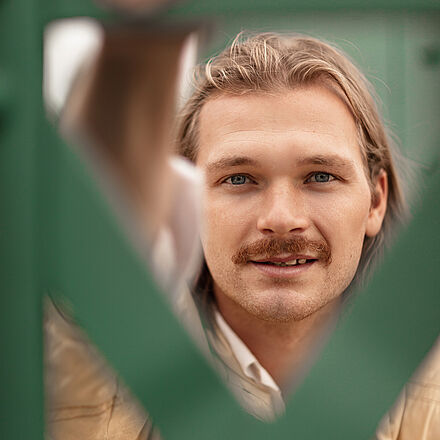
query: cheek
[
  {"left": 312, "top": 191, "right": 371, "bottom": 257},
  {"left": 200, "top": 193, "right": 253, "bottom": 258}
]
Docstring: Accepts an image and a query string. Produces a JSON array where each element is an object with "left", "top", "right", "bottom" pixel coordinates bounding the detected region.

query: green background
[{"left": 1, "top": 0, "right": 439, "bottom": 438}]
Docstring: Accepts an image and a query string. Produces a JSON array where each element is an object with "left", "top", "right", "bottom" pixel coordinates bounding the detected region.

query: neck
[{"left": 215, "top": 293, "right": 341, "bottom": 391}]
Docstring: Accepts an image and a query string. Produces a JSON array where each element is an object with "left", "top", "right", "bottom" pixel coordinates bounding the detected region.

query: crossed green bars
[{"left": 1, "top": 0, "right": 439, "bottom": 438}]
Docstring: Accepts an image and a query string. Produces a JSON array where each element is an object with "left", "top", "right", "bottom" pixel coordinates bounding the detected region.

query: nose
[{"left": 256, "top": 182, "right": 310, "bottom": 235}]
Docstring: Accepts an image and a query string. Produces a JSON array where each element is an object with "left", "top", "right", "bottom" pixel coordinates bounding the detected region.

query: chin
[{"left": 241, "top": 288, "right": 325, "bottom": 323}]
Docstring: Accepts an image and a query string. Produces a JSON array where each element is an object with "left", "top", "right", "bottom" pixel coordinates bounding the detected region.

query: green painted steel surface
[
  {"left": 1, "top": 0, "right": 439, "bottom": 438},
  {"left": 0, "top": 0, "right": 44, "bottom": 438},
  {"left": 166, "top": 0, "right": 440, "bottom": 16}
]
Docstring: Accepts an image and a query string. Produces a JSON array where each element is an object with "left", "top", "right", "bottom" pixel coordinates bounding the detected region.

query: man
[{"left": 174, "top": 32, "right": 406, "bottom": 422}]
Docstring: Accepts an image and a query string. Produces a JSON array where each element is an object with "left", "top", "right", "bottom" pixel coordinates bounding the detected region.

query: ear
[{"left": 366, "top": 169, "right": 388, "bottom": 238}]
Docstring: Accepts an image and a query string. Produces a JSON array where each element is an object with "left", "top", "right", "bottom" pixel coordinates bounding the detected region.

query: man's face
[{"left": 196, "top": 85, "right": 385, "bottom": 322}]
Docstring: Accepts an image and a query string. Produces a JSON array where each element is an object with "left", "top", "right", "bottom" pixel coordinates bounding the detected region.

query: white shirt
[{"left": 214, "top": 310, "right": 285, "bottom": 418}]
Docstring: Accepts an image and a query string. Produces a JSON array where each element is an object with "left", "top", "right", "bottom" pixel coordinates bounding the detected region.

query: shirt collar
[{"left": 214, "top": 310, "right": 280, "bottom": 393}]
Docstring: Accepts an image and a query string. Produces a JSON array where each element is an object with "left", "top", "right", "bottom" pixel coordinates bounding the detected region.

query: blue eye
[
  {"left": 225, "top": 175, "right": 249, "bottom": 185},
  {"left": 307, "top": 172, "right": 335, "bottom": 183}
]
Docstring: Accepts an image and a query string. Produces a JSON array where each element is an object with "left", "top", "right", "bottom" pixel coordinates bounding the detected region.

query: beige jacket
[
  {"left": 45, "top": 294, "right": 440, "bottom": 438},
  {"left": 44, "top": 300, "right": 160, "bottom": 440},
  {"left": 374, "top": 336, "right": 440, "bottom": 440}
]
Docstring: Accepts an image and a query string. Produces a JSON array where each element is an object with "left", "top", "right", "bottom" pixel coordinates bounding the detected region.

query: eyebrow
[
  {"left": 205, "top": 156, "right": 260, "bottom": 173},
  {"left": 296, "top": 154, "right": 356, "bottom": 172}
]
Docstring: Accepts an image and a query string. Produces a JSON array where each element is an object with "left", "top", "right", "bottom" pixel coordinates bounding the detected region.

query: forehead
[{"left": 196, "top": 85, "right": 363, "bottom": 170}]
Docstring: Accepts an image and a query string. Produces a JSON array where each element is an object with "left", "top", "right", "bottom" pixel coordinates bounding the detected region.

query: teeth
[
  {"left": 272, "top": 260, "right": 297, "bottom": 267},
  {"left": 269, "top": 259, "right": 309, "bottom": 267}
]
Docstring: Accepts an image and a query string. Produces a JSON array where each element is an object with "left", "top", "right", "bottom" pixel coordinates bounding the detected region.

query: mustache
[{"left": 231, "top": 236, "right": 331, "bottom": 265}]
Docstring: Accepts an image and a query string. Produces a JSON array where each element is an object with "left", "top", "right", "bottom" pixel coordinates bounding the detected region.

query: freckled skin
[{"left": 196, "top": 85, "right": 386, "bottom": 323}]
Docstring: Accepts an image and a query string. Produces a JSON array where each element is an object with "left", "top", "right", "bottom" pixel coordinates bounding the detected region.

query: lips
[
  {"left": 252, "top": 255, "right": 317, "bottom": 266},
  {"left": 249, "top": 255, "right": 318, "bottom": 278}
]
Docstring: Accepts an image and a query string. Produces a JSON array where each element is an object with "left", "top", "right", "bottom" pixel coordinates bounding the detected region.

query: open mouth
[
  {"left": 249, "top": 257, "right": 318, "bottom": 278},
  {"left": 252, "top": 258, "right": 316, "bottom": 267},
  {"left": 249, "top": 258, "right": 318, "bottom": 278}
]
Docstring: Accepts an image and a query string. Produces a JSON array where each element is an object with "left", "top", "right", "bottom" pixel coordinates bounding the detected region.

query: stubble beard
[
  {"left": 213, "top": 265, "right": 329, "bottom": 324},
  {"left": 213, "top": 256, "right": 359, "bottom": 324}
]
